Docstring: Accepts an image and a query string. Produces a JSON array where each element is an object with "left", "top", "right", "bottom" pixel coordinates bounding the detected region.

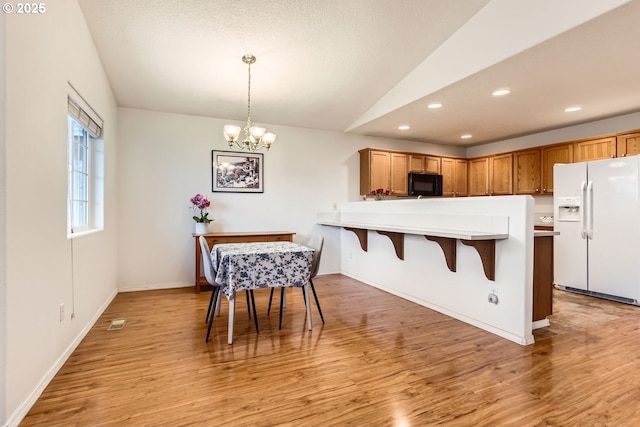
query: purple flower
[{"left": 190, "top": 194, "right": 212, "bottom": 223}]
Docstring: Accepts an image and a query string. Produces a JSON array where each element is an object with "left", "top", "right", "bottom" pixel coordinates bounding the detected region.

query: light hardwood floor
[{"left": 20, "top": 274, "right": 640, "bottom": 426}]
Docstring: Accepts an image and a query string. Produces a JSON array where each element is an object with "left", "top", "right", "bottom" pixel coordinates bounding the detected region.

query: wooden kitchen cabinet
[
  {"left": 541, "top": 143, "right": 573, "bottom": 195},
  {"left": 467, "top": 157, "right": 490, "bottom": 196},
  {"left": 467, "top": 154, "right": 513, "bottom": 196},
  {"left": 533, "top": 233, "right": 554, "bottom": 322},
  {"left": 514, "top": 148, "right": 541, "bottom": 195},
  {"left": 390, "top": 152, "right": 409, "bottom": 196},
  {"left": 409, "top": 154, "right": 440, "bottom": 174},
  {"left": 617, "top": 132, "right": 640, "bottom": 157},
  {"left": 441, "top": 157, "right": 468, "bottom": 197},
  {"left": 359, "top": 149, "right": 390, "bottom": 195},
  {"left": 573, "top": 136, "right": 616, "bottom": 162},
  {"left": 490, "top": 153, "right": 513, "bottom": 195}
]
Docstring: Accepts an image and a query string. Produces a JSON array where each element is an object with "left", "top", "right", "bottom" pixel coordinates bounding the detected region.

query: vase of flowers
[
  {"left": 371, "top": 188, "right": 391, "bottom": 201},
  {"left": 190, "top": 193, "right": 213, "bottom": 234}
]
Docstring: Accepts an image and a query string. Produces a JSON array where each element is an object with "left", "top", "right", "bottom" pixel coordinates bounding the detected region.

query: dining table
[{"left": 211, "top": 241, "right": 315, "bottom": 344}]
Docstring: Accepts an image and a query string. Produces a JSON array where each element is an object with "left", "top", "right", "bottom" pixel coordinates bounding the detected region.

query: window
[{"left": 67, "top": 93, "right": 104, "bottom": 235}]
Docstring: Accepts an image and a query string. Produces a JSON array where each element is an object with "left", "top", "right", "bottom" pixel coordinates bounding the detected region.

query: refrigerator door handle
[
  {"left": 580, "top": 181, "right": 587, "bottom": 238},
  {"left": 587, "top": 180, "right": 594, "bottom": 239}
]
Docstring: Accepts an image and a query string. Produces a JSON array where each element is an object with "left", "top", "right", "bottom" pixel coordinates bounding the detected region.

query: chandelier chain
[{"left": 246, "top": 61, "right": 251, "bottom": 128}]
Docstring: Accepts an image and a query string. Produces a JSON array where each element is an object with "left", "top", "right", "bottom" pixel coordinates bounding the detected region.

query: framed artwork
[{"left": 212, "top": 150, "right": 264, "bottom": 193}]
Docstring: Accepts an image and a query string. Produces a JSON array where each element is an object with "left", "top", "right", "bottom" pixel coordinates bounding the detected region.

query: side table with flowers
[{"left": 190, "top": 193, "right": 213, "bottom": 234}]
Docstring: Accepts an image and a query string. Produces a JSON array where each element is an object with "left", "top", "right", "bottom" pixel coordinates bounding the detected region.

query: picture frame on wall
[{"left": 211, "top": 150, "right": 264, "bottom": 193}]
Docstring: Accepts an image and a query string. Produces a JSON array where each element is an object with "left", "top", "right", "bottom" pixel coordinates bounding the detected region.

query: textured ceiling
[{"left": 78, "top": 0, "right": 640, "bottom": 147}]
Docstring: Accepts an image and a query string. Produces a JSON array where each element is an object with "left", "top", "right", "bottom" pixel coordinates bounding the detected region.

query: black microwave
[{"left": 408, "top": 173, "right": 443, "bottom": 197}]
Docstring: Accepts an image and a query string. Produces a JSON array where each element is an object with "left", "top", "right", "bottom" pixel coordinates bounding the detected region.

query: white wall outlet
[
  {"left": 59, "top": 303, "right": 65, "bottom": 322},
  {"left": 488, "top": 293, "right": 499, "bottom": 305},
  {"left": 332, "top": 203, "right": 338, "bottom": 211}
]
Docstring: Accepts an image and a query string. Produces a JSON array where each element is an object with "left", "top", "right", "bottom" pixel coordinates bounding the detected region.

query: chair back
[
  {"left": 306, "top": 233, "right": 324, "bottom": 279},
  {"left": 198, "top": 236, "right": 217, "bottom": 286}
]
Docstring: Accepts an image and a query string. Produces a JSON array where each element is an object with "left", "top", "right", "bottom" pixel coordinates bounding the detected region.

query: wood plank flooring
[{"left": 20, "top": 274, "right": 640, "bottom": 427}]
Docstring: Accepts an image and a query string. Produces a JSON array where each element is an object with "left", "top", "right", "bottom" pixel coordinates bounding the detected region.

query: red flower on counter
[{"left": 371, "top": 188, "right": 391, "bottom": 200}]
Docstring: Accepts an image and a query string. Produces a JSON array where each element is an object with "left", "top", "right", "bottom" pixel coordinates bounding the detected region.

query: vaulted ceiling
[{"left": 78, "top": 0, "right": 640, "bottom": 147}]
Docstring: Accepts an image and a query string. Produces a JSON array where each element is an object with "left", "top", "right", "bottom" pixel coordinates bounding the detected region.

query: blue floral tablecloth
[{"left": 212, "top": 242, "right": 315, "bottom": 300}]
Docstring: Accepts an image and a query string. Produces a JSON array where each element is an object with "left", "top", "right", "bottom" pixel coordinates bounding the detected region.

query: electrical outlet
[
  {"left": 332, "top": 203, "right": 338, "bottom": 211},
  {"left": 488, "top": 293, "right": 499, "bottom": 305},
  {"left": 59, "top": 303, "right": 65, "bottom": 322}
]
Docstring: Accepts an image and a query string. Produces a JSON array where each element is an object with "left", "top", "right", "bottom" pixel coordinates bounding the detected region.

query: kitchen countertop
[{"left": 534, "top": 230, "right": 559, "bottom": 237}]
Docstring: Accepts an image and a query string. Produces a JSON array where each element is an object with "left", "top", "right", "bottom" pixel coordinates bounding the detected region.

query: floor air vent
[{"left": 107, "top": 319, "right": 126, "bottom": 331}]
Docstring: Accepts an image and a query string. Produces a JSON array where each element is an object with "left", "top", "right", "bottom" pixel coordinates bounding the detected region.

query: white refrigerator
[{"left": 553, "top": 155, "right": 640, "bottom": 304}]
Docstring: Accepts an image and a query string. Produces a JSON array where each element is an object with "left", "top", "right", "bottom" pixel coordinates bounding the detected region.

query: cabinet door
[
  {"left": 468, "top": 157, "right": 489, "bottom": 196},
  {"left": 409, "top": 155, "right": 425, "bottom": 173},
  {"left": 425, "top": 156, "right": 441, "bottom": 174},
  {"left": 617, "top": 132, "right": 640, "bottom": 157},
  {"left": 441, "top": 158, "right": 456, "bottom": 197},
  {"left": 573, "top": 137, "right": 616, "bottom": 162},
  {"left": 541, "top": 143, "right": 573, "bottom": 194},
  {"left": 390, "top": 153, "right": 409, "bottom": 195},
  {"left": 364, "top": 150, "right": 390, "bottom": 194},
  {"left": 490, "top": 153, "right": 513, "bottom": 195},
  {"left": 454, "top": 159, "right": 468, "bottom": 197},
  {"left": 514, "top": 149, "right": 541, "bottom": 195}
]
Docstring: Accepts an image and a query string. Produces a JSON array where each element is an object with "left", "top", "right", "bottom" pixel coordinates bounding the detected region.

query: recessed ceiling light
[
  {"left": 427, "top": 103, "right": 442, "bottom": 109},
  {"left": 460, "top": 134, "right": 472, "bottom": 139},
  {"left": 565, "top": 106, "right": 582, "bottom": 112},
  {"left": 492, "top": 88, "right": 510, "bottom": 97},
  {"left": 398, "top": 125, "right": 410, "bottom": 130}
]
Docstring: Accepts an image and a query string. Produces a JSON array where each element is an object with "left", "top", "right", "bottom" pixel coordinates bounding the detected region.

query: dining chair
[
  {"left": 267, "top": 233, "right": 325, "bottom": 328},
  {"left": 199, "top": 236, "right": 259, "bottom": 342}
]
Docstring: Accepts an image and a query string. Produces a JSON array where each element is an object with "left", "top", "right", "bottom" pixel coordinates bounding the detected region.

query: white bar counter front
[{"left": 318, "top": 196, "right": 536, "bottom": 345}]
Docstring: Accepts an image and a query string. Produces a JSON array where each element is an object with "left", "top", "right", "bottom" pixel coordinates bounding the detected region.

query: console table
[{"left": 192, "top": 231, "right": 295, "bottom": 292}]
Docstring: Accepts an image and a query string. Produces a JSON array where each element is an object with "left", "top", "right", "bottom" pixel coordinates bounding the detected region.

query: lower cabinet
[{"left": 533, "top": 233, "right": 554, "bottom": 322}]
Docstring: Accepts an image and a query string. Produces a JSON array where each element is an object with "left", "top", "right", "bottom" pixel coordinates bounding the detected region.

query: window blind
[{"left": 67, "top": 82, "right": 103, "bottom": 138}]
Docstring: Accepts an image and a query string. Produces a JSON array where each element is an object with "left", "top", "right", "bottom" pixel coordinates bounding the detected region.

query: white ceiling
[{"left": 78, "top": 0, "right": 640, "bottom": 147}]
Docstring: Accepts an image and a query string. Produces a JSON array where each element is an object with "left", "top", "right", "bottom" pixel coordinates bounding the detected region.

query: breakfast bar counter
[{"left": 318, "top": 196, "right": 541, "bottom": 345}]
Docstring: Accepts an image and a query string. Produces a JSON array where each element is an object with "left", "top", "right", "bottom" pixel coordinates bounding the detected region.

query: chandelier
[{"left": 223, "top": 54, "right": 276, "bottom": 152}]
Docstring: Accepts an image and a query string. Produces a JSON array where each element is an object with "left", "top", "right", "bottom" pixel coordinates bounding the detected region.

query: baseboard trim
[{"left": 7, "top": 288, "right": 118, "bottom": 427}]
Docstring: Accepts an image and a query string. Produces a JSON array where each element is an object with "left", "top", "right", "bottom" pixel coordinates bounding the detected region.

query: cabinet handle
[
  {"left": 622, "top": 153, "right": 626, "bottom": 157},
  {"left": 535, "top": 188, "right": 539, "bottom": 192},
  {"left": 611, "top": 154, "right": 615, "bottom": 158},
  {"left": 543, "top": 188, "right": 546, "bottom": 192}
]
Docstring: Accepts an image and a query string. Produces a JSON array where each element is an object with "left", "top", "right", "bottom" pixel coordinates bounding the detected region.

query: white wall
[
  {"left": 466, "top": 111, "right": 640, "bottom": 157},
  {"left": 116, "top": 108, "right": 464, "bottom": 291},
  {"left": 4, "top": 1, "right": 118, "bottom": 425}
]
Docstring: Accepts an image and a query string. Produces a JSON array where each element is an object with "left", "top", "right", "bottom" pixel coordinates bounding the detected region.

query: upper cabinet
[
  {"left": 410, "top": 154, "right": 441, "bottom": 174},
  {"left": 467, "top": 157, "right": 490, "bottom": 196},
  {"left": 359, "top": 149, "right": 390, "bottom": 195},
  {"left": 390, "top": 152, "right": 409, "bottom": 196},
  {"left": 514, "top": 149, "right": 541, "bottom": 195},
  {"left": 441, "top": 157, "right": 468, "bottom": 197},
  {"left": 541, "top": 143, "right": 573, "bottom": 195},
  {"left": 490, "top": 153, "right": 514, "bottom": 195},
  {"left": 617, "top": 132, "right": 640, "bottom": 157},
  {"left": 359, "top": 149, "right": 408, "bottom": 196},
  {"left": 573, "top": 136, "right": 617, "bottom": 162},
  {"left": 467, "top": 154, "right": 513, "bottom": 196}
]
